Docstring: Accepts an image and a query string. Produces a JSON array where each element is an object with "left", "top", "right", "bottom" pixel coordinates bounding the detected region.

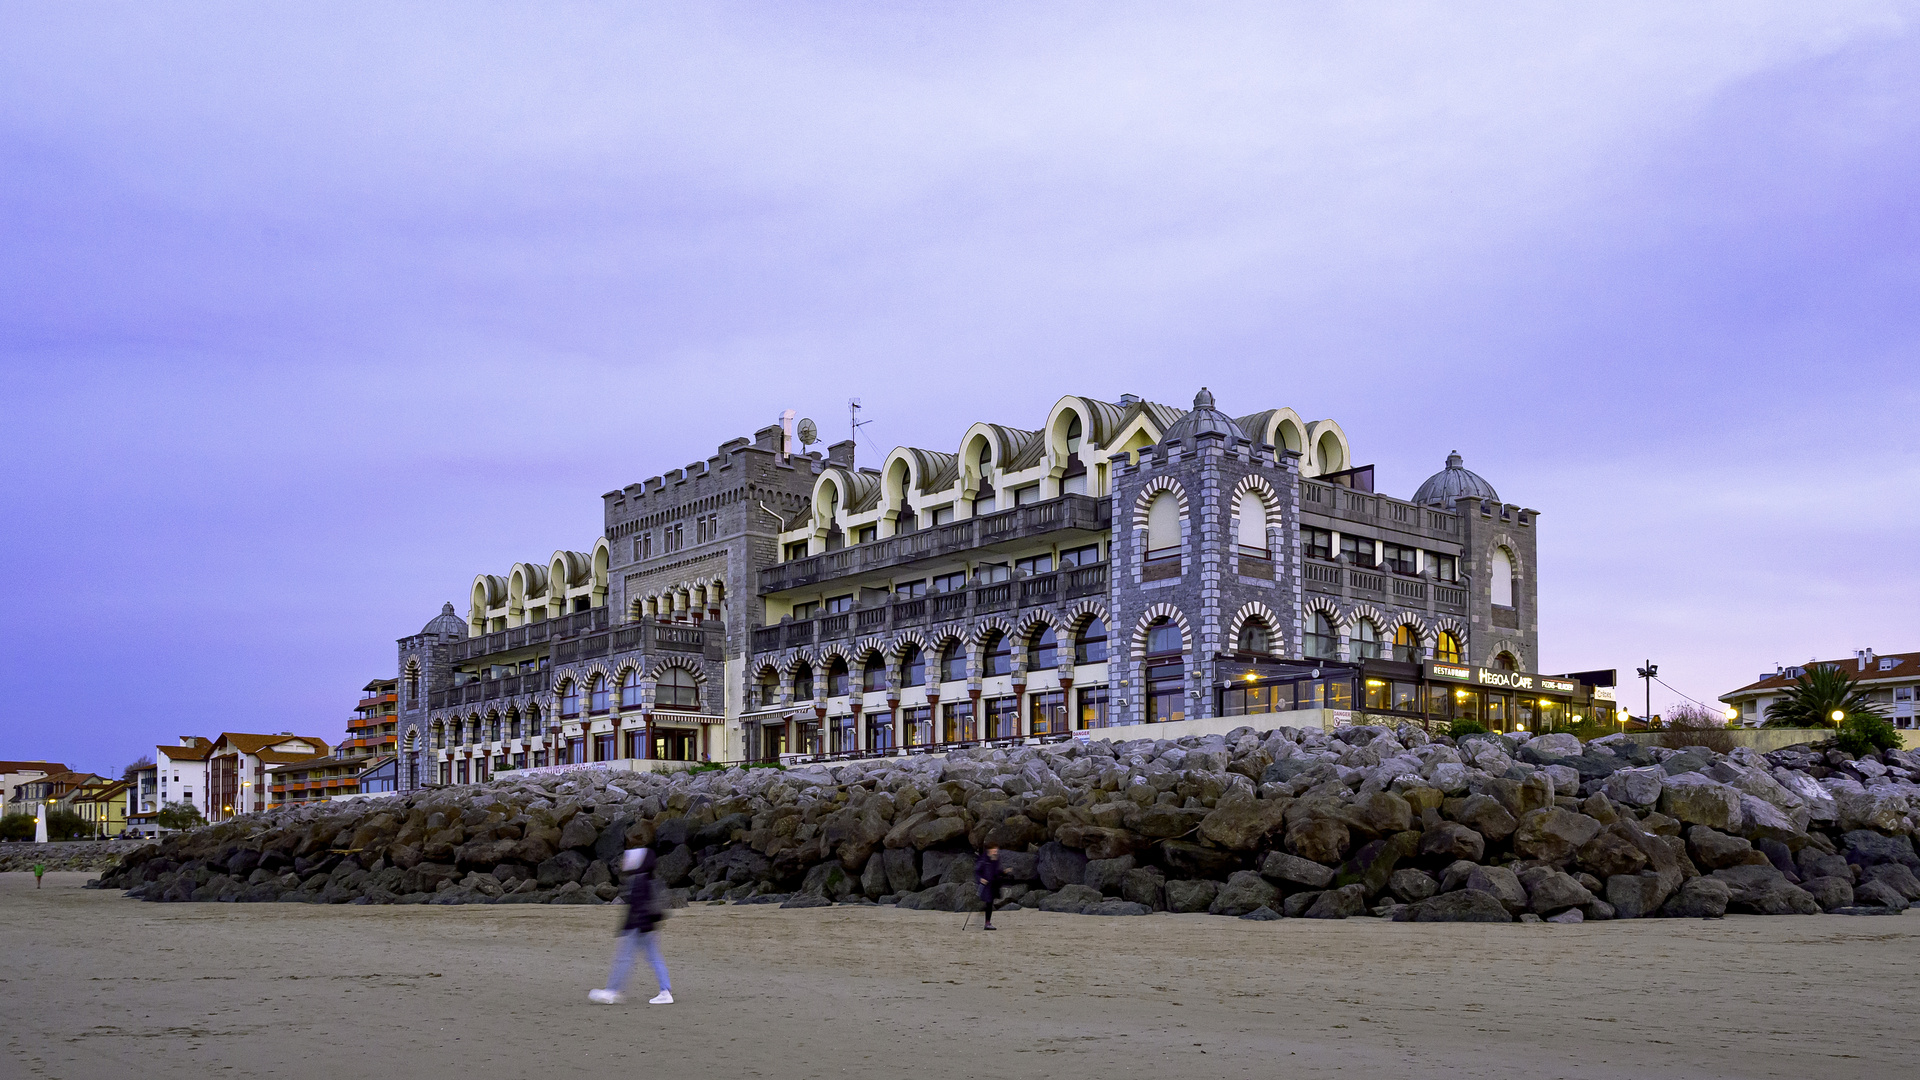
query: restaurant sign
[{"left": 1424, "top": 663, "right": 1578, "bottom": 695}]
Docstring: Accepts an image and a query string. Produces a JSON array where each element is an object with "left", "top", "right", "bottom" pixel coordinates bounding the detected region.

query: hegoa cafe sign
[{"left": 1423, "top": 663, "right": 1578, "bottom": 696}]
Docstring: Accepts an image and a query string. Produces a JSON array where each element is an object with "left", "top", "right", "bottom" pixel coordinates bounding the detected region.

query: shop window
[
  {"left": 1144, "top": 618, "right": 1185, "bottom": 724},
  {"left": 1030, "top": 690, "right": 1066, "bottom": 735},
  {"left": 903, "top": 706, "right": 933, "bottom": 746},
  {"left": 987, "top": 695, "right": 1020, "bottom": 739},
  {"left": 942, "top": 701, "right": 974, "bottom": 743},
  {"left": 868, "top": 711, "right": 896, "bottom": 751}
]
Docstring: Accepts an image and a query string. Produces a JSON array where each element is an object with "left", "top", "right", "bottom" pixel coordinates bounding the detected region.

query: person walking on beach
[
  {"left": 590, "top": 848, "right": 673, "bottom": 1005},
  {"left": 975, "top": 845, "right": 1001, "bottom": 930},
  {"left": 33, "top": 863, "right": 45, "bottom": 889}
]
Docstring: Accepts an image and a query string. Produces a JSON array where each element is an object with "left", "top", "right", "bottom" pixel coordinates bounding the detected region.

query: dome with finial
[
  {"left": 422, "top": 601, "right": 468, "bottom": 638},
  {"left": 1161, "top": 387, "right": 1245, "bottom": 444},
  {"left": 1413, "top": 451, "right": 1500, "bottom": 506}
]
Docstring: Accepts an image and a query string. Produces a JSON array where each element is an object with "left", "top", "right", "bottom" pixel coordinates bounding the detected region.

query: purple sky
[{"left": 4, "top": 5, "right": 1916, "bottom": 774}]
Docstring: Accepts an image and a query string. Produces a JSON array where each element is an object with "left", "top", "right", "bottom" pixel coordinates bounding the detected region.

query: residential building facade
[
  {"left": 381, "top": 390, "right": 1584, "bottom": 788},
  {"left": 156, "top": 738, "right": 212, "bottom": 819},
  {"left": 1721, "top": 649, "right": 1920, "bottom": 730},
  {"left": 1, "top": 761, "right": 68, "bottom": 810}
]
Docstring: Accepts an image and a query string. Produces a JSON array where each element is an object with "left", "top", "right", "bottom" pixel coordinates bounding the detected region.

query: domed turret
[
  {"left": 421, "top": 601, "right": 468, "bottom": 639},
  {"left": 1161, "top": 387, "right": 1245, "bottom": 444},
  {"left": 1413, "top": 451, "right": 1499, "bottom": 506}
]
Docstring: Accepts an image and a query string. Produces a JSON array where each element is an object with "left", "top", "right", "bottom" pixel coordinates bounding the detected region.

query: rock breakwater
[{"left": 95, "top": 725, "right": 1920, "bottom": 921}]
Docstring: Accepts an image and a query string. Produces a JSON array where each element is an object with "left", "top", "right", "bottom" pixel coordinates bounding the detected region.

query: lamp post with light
[{"left": 1636, "top": 662, "right": 1658, "bottom": 727}]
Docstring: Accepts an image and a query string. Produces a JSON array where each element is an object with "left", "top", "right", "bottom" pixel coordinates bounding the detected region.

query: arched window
[
  {"left": 793, "top": 662, "right": 814, "bottom": 700},
  {"left": 902, "top": 645, "right": 926, "bottom": 686},
  {"left": 558, "top": 679, "right": 579, "bottom": 717},
  {"left": 1065, "top": 414, "right": 1082, "bottom": 454},
  {"left": 433, "top": 722, "right": 446, "bottom": 750},
  {"left": 862, "top": 655, "right": 886, "bottom": 692},
  {"left": 1146, "top": 491, "right": 1181, "bottom": 555},
  {"left": 756, "top": 669, "right": 779, "bottom": 708},
  {"left": 1075, "top": 618, "right": 1108, "bottom": 664},
  {"left": 588, "top": 675, "right": 609, "bottom": 713},
  {"left": 405, "top": 666, "right": 420, "bottom": 707},
  {"left": 1491, "top": 548, "right": 1515, "bottom": 607},
  {"left": 1144, "top": 618, "right": 1185, "bottom": 723},
  {"left": 1315, "top": 431, "right": 1345, "bottom": 474},
  {"left": 828, "top": 657, "right": 851, "bottom": 696},
  {"left": 940, "top": 642, "right": 966, "bottom": 682},
  {"left": 658, "top": 667, "right": 699, "bottom": 708},
  {"left": 528, "top": 704, "right": 542, "bottom": 733},
  {"left": 508, "top": 711, "right": 522, "bottom": 741},
  {"left": 620, "top": 669, "right": 643, "bottom": 708},
  {"left": 1353, "top": 619, "right": 1381, "bottom": 660},
  {"left": 1029, "top": 626, "right": 1058, "bottom": 670},
  {"left": 1304, "top": 612, "right": 1337, "bottom": 659},
  {"left": 1237, "top": 619, "right": 1270, "bottom": 654},
  {"left": 466, "top": 716, "right": 481, "bottom": 744},
  {"left": 487, "top": 714, "right": 501, "bottom": 743},
  {"left": 1061, "top": 415, "right": 1089, "bottom": 495},
  {"left": 1235, "top": 492, "right": 1268, "bottom": 556},
  {"left": 1494, "top": 652, "right": 1518, "bottom": 672},
  {"left": 1436, "top": 631, "right": 1463, "bottom": 664},
  {"left": 1393, "top": 625, "right": 1421, "bottom": 663},
  {"left": 982, "top": 631, "right": 1011, "bottom": 677}
]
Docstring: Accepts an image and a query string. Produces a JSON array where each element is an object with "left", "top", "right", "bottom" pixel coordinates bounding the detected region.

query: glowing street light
[{"left": 1832, "top": 709, "right": 1846, "bottom": 724}]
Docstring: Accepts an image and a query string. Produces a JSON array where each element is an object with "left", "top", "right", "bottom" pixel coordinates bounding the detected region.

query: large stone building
[{"left": 394, "top": 391, "right": 1595, "bottom": 790}]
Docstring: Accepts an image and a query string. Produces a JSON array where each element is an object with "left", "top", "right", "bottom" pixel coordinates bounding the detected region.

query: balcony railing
[
  {"left": 758, "top": 493, "right": 1109, "bottom": 595},
  {"left": 429, "top": 625, "right": 713, "bottom": 709},
  {"left": 451, "top": 607, "right": 610, "bottom": 663},
  {"left": 750, "top": 563, "right": 1107, "bottom": 655}
]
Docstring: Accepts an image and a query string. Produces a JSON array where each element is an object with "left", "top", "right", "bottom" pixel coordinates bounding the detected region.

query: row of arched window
[
  {"left": 555, "top": 668, "right": 702, "bottom": 717},
  {"left": 1293, "top": 613, "right": 1462, "bottom": 664},
  {"left": 758, "top": 620, "right": 1111, "bottom": 705}
]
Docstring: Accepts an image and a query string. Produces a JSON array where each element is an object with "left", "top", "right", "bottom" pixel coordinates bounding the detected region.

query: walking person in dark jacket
[
  {"left": 590, "top": 848, "right": 673, "bottom": 1005},
  {"left": 975, "top": 845, "right": 1002, "bottom": 930}
]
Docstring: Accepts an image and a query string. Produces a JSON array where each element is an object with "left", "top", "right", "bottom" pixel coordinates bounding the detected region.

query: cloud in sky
[{"left": 2, "top": 3, "right": 1916, "bottom": 769}]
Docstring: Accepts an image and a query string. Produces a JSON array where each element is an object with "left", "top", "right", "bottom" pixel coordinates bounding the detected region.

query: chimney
[
  {"left": 1119, "top": 393, "right": 1141, "bottom": 407},
  {"left": 1858, "top": 649, "right": 1868, "bottom": 671}
]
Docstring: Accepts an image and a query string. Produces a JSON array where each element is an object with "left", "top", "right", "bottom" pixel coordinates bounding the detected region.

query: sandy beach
[{"left": 4, "top": 871, "right": 1916, "bottom": 1080}]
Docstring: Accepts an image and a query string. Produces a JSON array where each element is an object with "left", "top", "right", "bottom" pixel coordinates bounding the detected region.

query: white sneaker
[
  {"left": 588, "top": 989, "right": 623, "bottom": 1004},
  {"left": 650, "top": 990, "right": 674, "bottom": 1004}
]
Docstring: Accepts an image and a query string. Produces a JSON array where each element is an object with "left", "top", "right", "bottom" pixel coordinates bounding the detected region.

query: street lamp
[
  {"left": 1832, "top": 709, "right": 1846, "bottom": 724},
  {"left": 1635, "top": 661, "right": 1658, "bottom": 727}
]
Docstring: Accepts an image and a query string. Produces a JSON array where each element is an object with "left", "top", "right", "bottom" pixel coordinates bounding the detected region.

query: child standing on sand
[
  {"left": 34, "top": 863, "right": 45, "bottom": 888},
  {"left": 590, "top": 848, "right": 673, "bottom": 1005}
]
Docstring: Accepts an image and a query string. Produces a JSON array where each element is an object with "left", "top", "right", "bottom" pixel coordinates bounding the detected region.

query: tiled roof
[
  {"left": 158, "top": 744, "right": 213, "bottom": 761},
  {"left": 0, "top": 761, "right": 69, "bottom": 774},
  {"left": 1723, "top": 651, "right": 1919, "bottom": 697},
  {"left": 213, "top": 732, "right": 331, "bottom": 756}
]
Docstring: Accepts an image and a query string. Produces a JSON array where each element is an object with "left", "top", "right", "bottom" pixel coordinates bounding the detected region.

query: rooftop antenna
[{"left": 849, "top": 397, "right": 872, "bottom": 457}]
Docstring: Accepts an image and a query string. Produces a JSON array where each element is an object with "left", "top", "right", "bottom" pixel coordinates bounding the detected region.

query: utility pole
[{"left": 1635, "top": 661, "right": 1658, "bottom": 727}]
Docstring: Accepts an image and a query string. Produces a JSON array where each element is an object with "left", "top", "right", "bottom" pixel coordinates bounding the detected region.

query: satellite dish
[{"left": 796, "top": 418, "right": 819, "bottom": 446}]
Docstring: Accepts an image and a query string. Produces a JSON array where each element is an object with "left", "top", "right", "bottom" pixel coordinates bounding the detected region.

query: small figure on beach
[
  {"left": 590, "top": 848, "right": 673, "bottom": 1005},
  {"left": 975, "top": 845, "right": 1001, "bottom": 930},
  {"left": 34, "top": 863, "right": 45, "bottom": 888}
]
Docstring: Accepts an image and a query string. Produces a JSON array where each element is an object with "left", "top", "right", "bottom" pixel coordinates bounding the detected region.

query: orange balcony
[{"left": 356, "top": 693, "right": 398, "bottom": 709}]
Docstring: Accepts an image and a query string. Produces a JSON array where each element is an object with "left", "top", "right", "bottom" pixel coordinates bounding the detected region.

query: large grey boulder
[
  {"left": 1198, "top": 795, "right": 1289, "bottom": 850},
  {"left": 1442, "top": 795, "right": 1518, "bottom": 841},
  {"left": 1035, "top": 842, "right": 1088, "bottom": 891},
  {"left": 1388, "top": 868, "right": 1438, "bottom": 904},
  {"left": 1853, "top": 879, "right": 1912, "bottom": 912},
  {"left": 1418, "top": 822, "right": 1485, "bottom": 864},
  {"left": 882, "top": 846, "right": 920, "bottom": 894},
  {"left": 1606, "top": 871, "right": 1676, "bottom": 919},
  {"left": 1523, "top": 870, "right": 1595, "bottom": 916},
  {"left": 1659, "top": 774, "right": 1744, "bottom": 832},
  {"left": 1303, "top": 883, "right": 1369, "bottom": 919},
  {"left": 1799, "top": 876, "right": 1854, "bottom": 911},
  {"left": 1512, "top": 808, "right": 1604, "bottom": 864},
  {"left": 1258, "top": 850, "right": 1334, "bottom": 889},
  {"left": 1574, "top": 832, "right": 1648, "bottom": 880},
  {"left": 535, "top": 850, "right": 590, "bottom": 887},
  {"left": 1209, "top": 871, "right": 1282, "bottom": 916},
  {"left": 1039, "top": 884, "right": 1106, "bottom": 914},
  {"left": 1164, "top": 878, "right": 1220, "bottom": 914},
  {"left": 1464, "top": 865, "right": 1528, "bottom": 914},
  {"left": 1658, "top": 877, "right": 1731, "bottom": 918},
  {"left": 1710, "top": 864, "right": 1820, "bottom": 915},
  {"left": 1401, "top": 889, "right": 1512, "bottom": 922},
  {"left": 1842, "top": 830, "right": 1918, "bottom": 869},
  {"left": 1861, "top": 862, "right": 1920, "bottom": 901},
  {"left": 1121, "top": 866, "right": 1166, "bottom": 910},
  {"left": 1600, "top": 766, "right": 1664, "bottom": 808},
  {"left": 1834, "top": 790, "right": 1911, "bottom": 834},
  {"left": 1686, "top": 827, "right": 1769, "bottom": 871},
  {"left": 1082, "top": 855, "right": 1136, "bottom": 896}
]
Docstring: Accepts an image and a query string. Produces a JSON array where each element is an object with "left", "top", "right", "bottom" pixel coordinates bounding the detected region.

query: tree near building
[
  {"left": 0, "top": 813, "right": 34, "bottom": 841},
  {"left": 123, "top": 754, "right": 154, "bottom": 782},
  {"left": 45, "top": 809, "right": 90, "bottom": 841},
  {"left": 1764, "top": 664, "right": 1886, "bottom": 729},
  {"left": 154, "top": 802, "right": 206, "bottom": 832}
]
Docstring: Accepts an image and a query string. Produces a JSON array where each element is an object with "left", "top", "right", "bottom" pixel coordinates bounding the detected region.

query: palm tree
[{"left": 1763, "top": 664, "right": 1886, "bottom": 728}]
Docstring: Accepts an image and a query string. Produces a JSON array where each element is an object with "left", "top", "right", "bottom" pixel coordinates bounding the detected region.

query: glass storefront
[{"left": 1218, "top": 660, "right": 1600, "bottom": 734}]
